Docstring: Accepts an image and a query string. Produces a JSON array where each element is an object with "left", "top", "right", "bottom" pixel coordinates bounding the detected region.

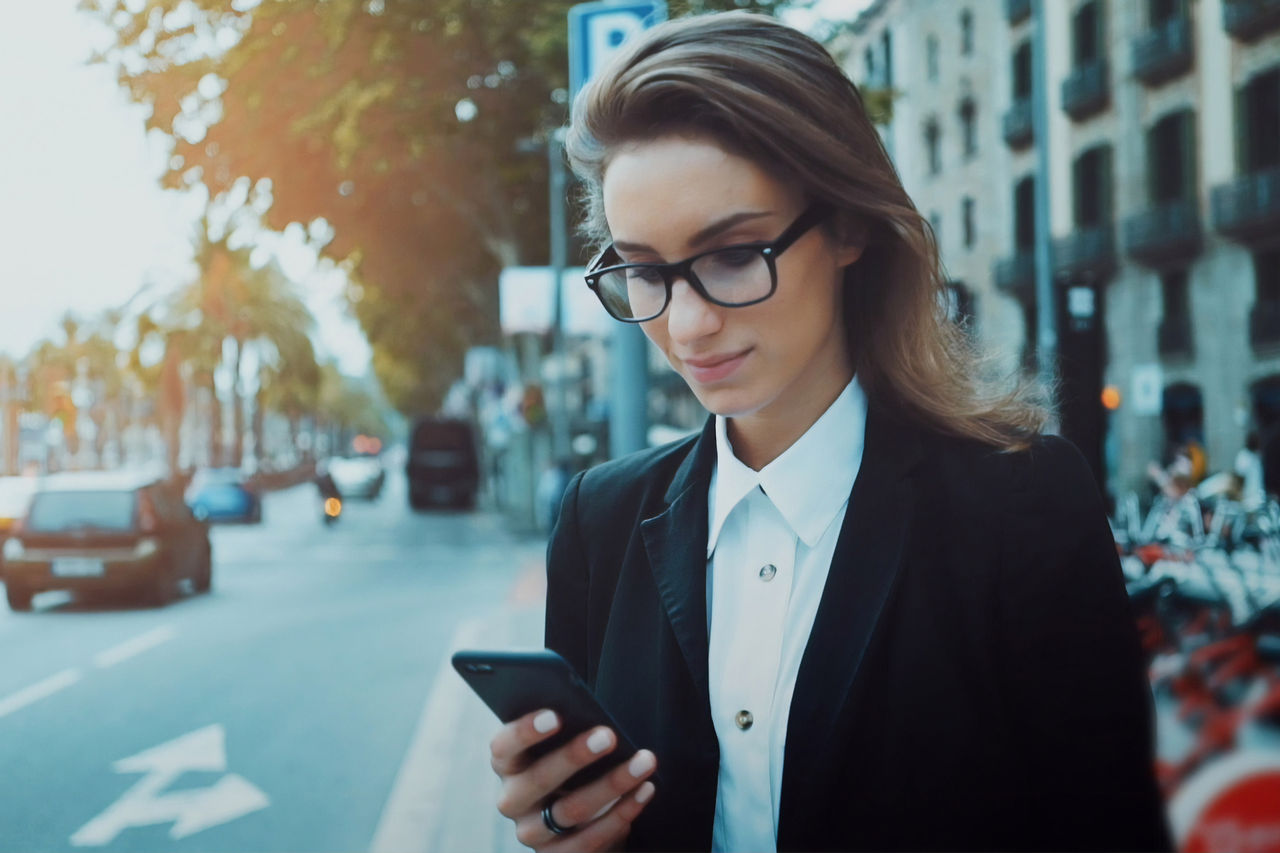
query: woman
[{"left": 488, "top": 12, "right": 1171, "bottom": 852}]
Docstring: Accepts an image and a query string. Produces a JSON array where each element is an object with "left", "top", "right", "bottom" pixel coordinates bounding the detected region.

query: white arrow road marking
[
  {"left": 70, "top": 725, "right": 270, "bottom": 847},
  {"left": 94, "top": 625, "right": 177, "bottom": 669},
  {"left": 0, "top": 668, "right": 82, "bottom": 720}
]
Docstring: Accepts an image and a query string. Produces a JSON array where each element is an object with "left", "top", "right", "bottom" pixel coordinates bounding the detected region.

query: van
[{"left": 406, "top": 418, "right": 479, "bottom": 510}]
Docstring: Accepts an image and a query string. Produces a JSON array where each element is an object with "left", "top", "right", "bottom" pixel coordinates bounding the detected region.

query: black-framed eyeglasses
[{"left": 584, "top": 203, "right": 832, "bottom": 323}]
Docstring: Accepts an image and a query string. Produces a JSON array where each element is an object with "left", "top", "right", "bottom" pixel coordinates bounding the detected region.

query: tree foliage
[{"left": 81, "top": 0, "right": 803, "bottom": 414}]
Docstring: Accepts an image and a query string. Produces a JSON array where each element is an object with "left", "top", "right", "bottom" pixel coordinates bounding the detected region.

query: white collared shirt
[{"left": 706, "top": 377, "right": 867, "bottom": 853}]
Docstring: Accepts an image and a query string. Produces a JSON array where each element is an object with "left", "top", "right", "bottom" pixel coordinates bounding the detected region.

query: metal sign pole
[{"left": 568, "top": 0, "right": 667, "bottom": 459}]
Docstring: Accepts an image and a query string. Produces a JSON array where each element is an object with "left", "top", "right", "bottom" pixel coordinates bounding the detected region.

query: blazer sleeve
[
  {"left": 997, "top": 437, "right": 1173, "bottom": 852},
  {"left": 545, "top": 470, "right": 591, "bottom": 682}
]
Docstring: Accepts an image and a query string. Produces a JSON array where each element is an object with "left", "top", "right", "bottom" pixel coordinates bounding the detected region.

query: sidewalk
[{"left": 370, "top": 559, "right": 546, "bottom": 853}]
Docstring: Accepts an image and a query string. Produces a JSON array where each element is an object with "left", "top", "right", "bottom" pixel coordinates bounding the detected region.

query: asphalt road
[{"left": 0, "top": 471, "right": 545, "bottom": 853}]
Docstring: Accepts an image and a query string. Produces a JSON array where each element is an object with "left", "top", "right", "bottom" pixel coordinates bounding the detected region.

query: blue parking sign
[{"left": 568, "top": 1, "right": 667, "bottom": 101}]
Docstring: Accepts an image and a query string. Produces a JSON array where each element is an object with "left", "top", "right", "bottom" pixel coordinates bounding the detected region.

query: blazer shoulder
[
  {"left": 574, "top": 431, "right": 701, "bottom": 522},
  {"left": 924, "top": 430, "right": 1105, "bottom": 519}
]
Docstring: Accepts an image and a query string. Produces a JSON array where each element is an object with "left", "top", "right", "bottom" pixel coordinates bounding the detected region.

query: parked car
[
  {"left": 327, "top": 455, "right": 386, "bottom": 501},
  {"left": 185, "top": 468, "right": 262, "bottom": 524},
  {"left": 1, "top": 471, "right": 212, "bottom": 610},
  {"left": 406, "top": 418, "right": 479, "bottom": 510},
  {"left": 0, "top": 476, "right": 37, "bottom": 553}
]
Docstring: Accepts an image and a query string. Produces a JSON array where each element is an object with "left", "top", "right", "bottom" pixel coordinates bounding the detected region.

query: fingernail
[
  {"left": 628, "top": 750, "right": 655, "bottom": 777},
  {"left": 587, "top": 728, "right": 613, "bottom": 754},
  {"left": 636, "top": 781, "right": 655, "bottom": 804},
  {"left": 533, "top": 710, "right": 558, "bottom": 733}
]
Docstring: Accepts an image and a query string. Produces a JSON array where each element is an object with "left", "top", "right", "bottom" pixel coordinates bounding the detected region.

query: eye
[
  {"left": 625, "top": 266, "right": 666, "bottom": 285},
  {"left": 709, "top": 248, "right": 759, "bottom": 268}
]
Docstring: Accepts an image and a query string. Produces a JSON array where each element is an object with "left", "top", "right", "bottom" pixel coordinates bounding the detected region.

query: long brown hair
[{"left": 565, "top": 11, "right": 1051, "bottom": 451}]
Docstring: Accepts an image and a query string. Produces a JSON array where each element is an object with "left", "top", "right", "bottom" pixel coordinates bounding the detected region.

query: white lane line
[
  {"left": 93, "top": 625, "right": 178, "bottom": 670},
  {"left": 369, "top": 617, "right": 497, "bottom": 853},
  {"left": 0, "top": 669, "right": 83, "bottom": 720}
]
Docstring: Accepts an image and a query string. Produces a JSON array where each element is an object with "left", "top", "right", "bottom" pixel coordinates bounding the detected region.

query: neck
[{"left": 726, "top": 364, "right": 855, "bottom": 471}]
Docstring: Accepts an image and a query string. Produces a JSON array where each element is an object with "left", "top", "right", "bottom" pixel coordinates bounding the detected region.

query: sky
[{"left": 0, "top": 0, "right": 870, "bottom": 375}]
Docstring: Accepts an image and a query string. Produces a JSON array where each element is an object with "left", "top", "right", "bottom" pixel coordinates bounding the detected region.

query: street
[{"left": 0, "top": 471, "right": 542, "bottom": 852}]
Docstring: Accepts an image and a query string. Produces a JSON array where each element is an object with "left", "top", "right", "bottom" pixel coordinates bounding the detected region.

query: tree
[{"left": 81, "top": 0, "right": 803, "bottom": 414}]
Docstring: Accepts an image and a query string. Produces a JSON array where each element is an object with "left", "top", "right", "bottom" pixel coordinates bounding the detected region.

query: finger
[
  {"left": 543, "top": 781, "right": 657, "bottom": 853},
  {"left": 513, "top": 749, "right": 658, "bottom": 848},
  {"left": 490, "top": 709, "right": 561, "bottom": 776},
  {"left": 497, "top": 726, "right": 617, "bottom": 819},
  {"left": 546, "top": 749, "right": 658, "bottom": 830}
]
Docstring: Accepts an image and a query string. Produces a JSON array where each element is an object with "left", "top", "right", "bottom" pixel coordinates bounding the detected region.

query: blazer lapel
[
  {"left": 778, "top": 404, "right": 923, "bottom": 843},
  {"left": 640, "top": 417, "right": 717, "bottom": 704}
]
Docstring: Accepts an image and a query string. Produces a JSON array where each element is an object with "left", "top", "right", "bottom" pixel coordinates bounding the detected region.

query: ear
[{"left": 833, "top": 214, "right": 869, "bottom": 268}]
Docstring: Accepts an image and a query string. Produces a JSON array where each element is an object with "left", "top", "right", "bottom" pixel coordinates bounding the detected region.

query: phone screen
[{"left": 452, "top": 649, "right": 640, "bottom": 789}]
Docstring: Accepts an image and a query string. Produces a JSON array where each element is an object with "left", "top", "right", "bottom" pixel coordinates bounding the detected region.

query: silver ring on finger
[{"left": 542, "top": 800, "right": 575, "bottom": 836}]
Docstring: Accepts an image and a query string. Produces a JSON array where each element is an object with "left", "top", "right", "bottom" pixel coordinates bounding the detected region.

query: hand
[{"left": 490, "top": 709, "right": 658, "bottom": 852}]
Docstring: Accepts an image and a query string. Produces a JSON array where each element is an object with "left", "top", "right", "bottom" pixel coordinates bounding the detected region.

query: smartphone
[{"left": 452, "top": 649, "right": 640, "bottom": 789}]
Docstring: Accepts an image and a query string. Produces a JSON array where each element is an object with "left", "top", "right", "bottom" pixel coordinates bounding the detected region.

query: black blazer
[{"left": 545, "top": 405, "right": 1173, "bottom": 852}]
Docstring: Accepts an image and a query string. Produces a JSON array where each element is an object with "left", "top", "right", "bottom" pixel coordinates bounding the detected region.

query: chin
[{"left": 687, "top": 382, "right": 766, "bottom": 419}]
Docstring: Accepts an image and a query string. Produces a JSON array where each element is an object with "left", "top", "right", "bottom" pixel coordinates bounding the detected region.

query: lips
[{"left": 682, "top": 349, "right": 751, "bottom": 384}]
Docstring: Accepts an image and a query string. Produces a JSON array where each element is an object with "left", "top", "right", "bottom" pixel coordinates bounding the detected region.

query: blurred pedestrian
[
  {"left": 486, "top": 12, "right": 1171, "bottom": 852},
  {"left": 1234, "top": 430, "right": 1265, "bottom": 511}
]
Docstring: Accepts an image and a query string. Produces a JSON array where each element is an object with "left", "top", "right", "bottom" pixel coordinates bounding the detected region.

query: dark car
[
  {"left": 1, "top": 471, "right": 212, "bottom": 610},
  {"left": 406, "top": 418, "right": 479, "bottom": 510},
  {"left": 185, "top": 468, "right": 262, "bottom": 524}
]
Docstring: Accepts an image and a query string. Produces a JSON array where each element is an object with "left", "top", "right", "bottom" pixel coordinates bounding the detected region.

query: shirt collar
[{"left": 707, "top": 376, "right": 867, "bottom": 555}]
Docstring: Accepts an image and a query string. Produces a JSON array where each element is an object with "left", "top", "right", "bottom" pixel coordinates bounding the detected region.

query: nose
[{"left": 664, "top": 277, "right": 721, "bottom": 344}]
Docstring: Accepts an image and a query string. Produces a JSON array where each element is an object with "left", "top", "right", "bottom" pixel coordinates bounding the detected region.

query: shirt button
[
  {"left": 758, "top": 564, "right": 777, "bottom": 582},
  {"left": 735, "top": 710, "right": 754, "bottom": 730}
]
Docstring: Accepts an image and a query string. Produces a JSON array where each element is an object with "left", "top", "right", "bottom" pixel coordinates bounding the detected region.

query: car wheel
[
  {"left": 5, "top": 583, "right": 33, "bottom": 612},
  {"left": 194, "top": 550, "right": 212, "bottom": 593}
]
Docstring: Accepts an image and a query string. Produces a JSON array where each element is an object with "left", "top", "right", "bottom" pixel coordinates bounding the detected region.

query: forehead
[{"left": 601, "top": 135, "right": 800, "bottom": 246}]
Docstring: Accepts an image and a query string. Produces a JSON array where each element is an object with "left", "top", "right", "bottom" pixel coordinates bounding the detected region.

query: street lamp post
[{"left": 518, "top": 131, "right": 572, "bottom": 464}]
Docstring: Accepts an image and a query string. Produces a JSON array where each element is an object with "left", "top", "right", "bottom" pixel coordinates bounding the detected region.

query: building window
[
  {"left": 1013, "top": 41, "right": 1033, "bottom": 100},
  {"left": 927, "top": 34, "right": 939, "bottom": 82},
  {"left": 1258, "top": 248, "right": 1280, "bottom": 306},
  {"left": 959, "top": 99, "right": 978, "bottom": 157},
  {"left": 865, "top": 47, "right": 876, "bottom": 84},
  {"left": 882, "top": 30, "right": 894, "bottom": 87},
  {"left": 1240, "top": 68, "right": 1280, "bottom": 173},
  {"left": 1073, "top": 145, "right": 1113, "bottom": 226},
  {"left": 1073, "top": 0, "right": 1103, "bottom": 66},
  {"left": 925, "top": 120, "right": 941, "bottom": 174},
  {"left": 1149, "top": 0, "right": 1183, "bottom": 27},
  {"left": 1148, "top": 110, "right": 1196, "bottom": 203},
  {"left": 1162, "top": 269, "right": 1190, "bottom": 321},
  {"left": 963, "top": 197, "right": 976, "bottom": 248},
  {"left": 1014, "top": 175, "right": 1035, "bottom": 250},
  {"left": 960, "top": 10, "right": 974, "bottom": 55}
]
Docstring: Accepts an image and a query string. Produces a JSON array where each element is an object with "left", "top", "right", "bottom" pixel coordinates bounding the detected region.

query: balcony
[
  {"left": 1251, "top": 301, "right": 1280, "bottom": 352},
  {"left": 1007, "top": 0, "right": 1031, "bottom": 24},
  {"left": 1062, "top": 59, "right": 1110, "bottom": 121},
  {"left": 1223, "top": 0, "right": 1280, "bottom": 42},
  {"left": 1158, "top": 316, "right": 1194, "bottom": 358},
  {"left": 1211, "top": 167, "right": 1280, "bottom": 246},
  {"left": 1133, "top": 16, "right": 1194, "bottom": 86},
  {"left": 1053, "top": 224, "right": 1116, "bottom": 280},
  {"left": 1003, "top": 98, "right": 1034, "bottom": 149},
  {"left": 1123, "top": 199, "right": 1203, "bottom": 269},
  {"left": 995, "top": 251, "right": 1036, "bottom": 299}
]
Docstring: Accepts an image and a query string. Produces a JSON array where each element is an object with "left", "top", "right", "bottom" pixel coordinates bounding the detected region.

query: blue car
[{"left": 185, "top": 469, "right": 262, "bottom": 524}]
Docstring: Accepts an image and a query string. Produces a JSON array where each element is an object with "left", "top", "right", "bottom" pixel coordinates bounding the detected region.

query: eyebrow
[{"left": 612, "top": 210, "right": 776, "bottom": 255}]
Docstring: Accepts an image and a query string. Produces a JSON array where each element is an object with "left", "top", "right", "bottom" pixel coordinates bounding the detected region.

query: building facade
[{"left": 836, "top": 0, "right": 1280, "bottom": 502}]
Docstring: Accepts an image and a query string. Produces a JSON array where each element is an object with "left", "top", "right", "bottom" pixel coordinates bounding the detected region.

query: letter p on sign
[{"left": 568, "top": 1, "right": 667, "bottom": 101}]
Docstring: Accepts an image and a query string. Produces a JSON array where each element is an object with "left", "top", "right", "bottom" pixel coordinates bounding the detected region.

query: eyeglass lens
[{"left": 595, "top": 247, "right": 772, "bottom": 321}]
